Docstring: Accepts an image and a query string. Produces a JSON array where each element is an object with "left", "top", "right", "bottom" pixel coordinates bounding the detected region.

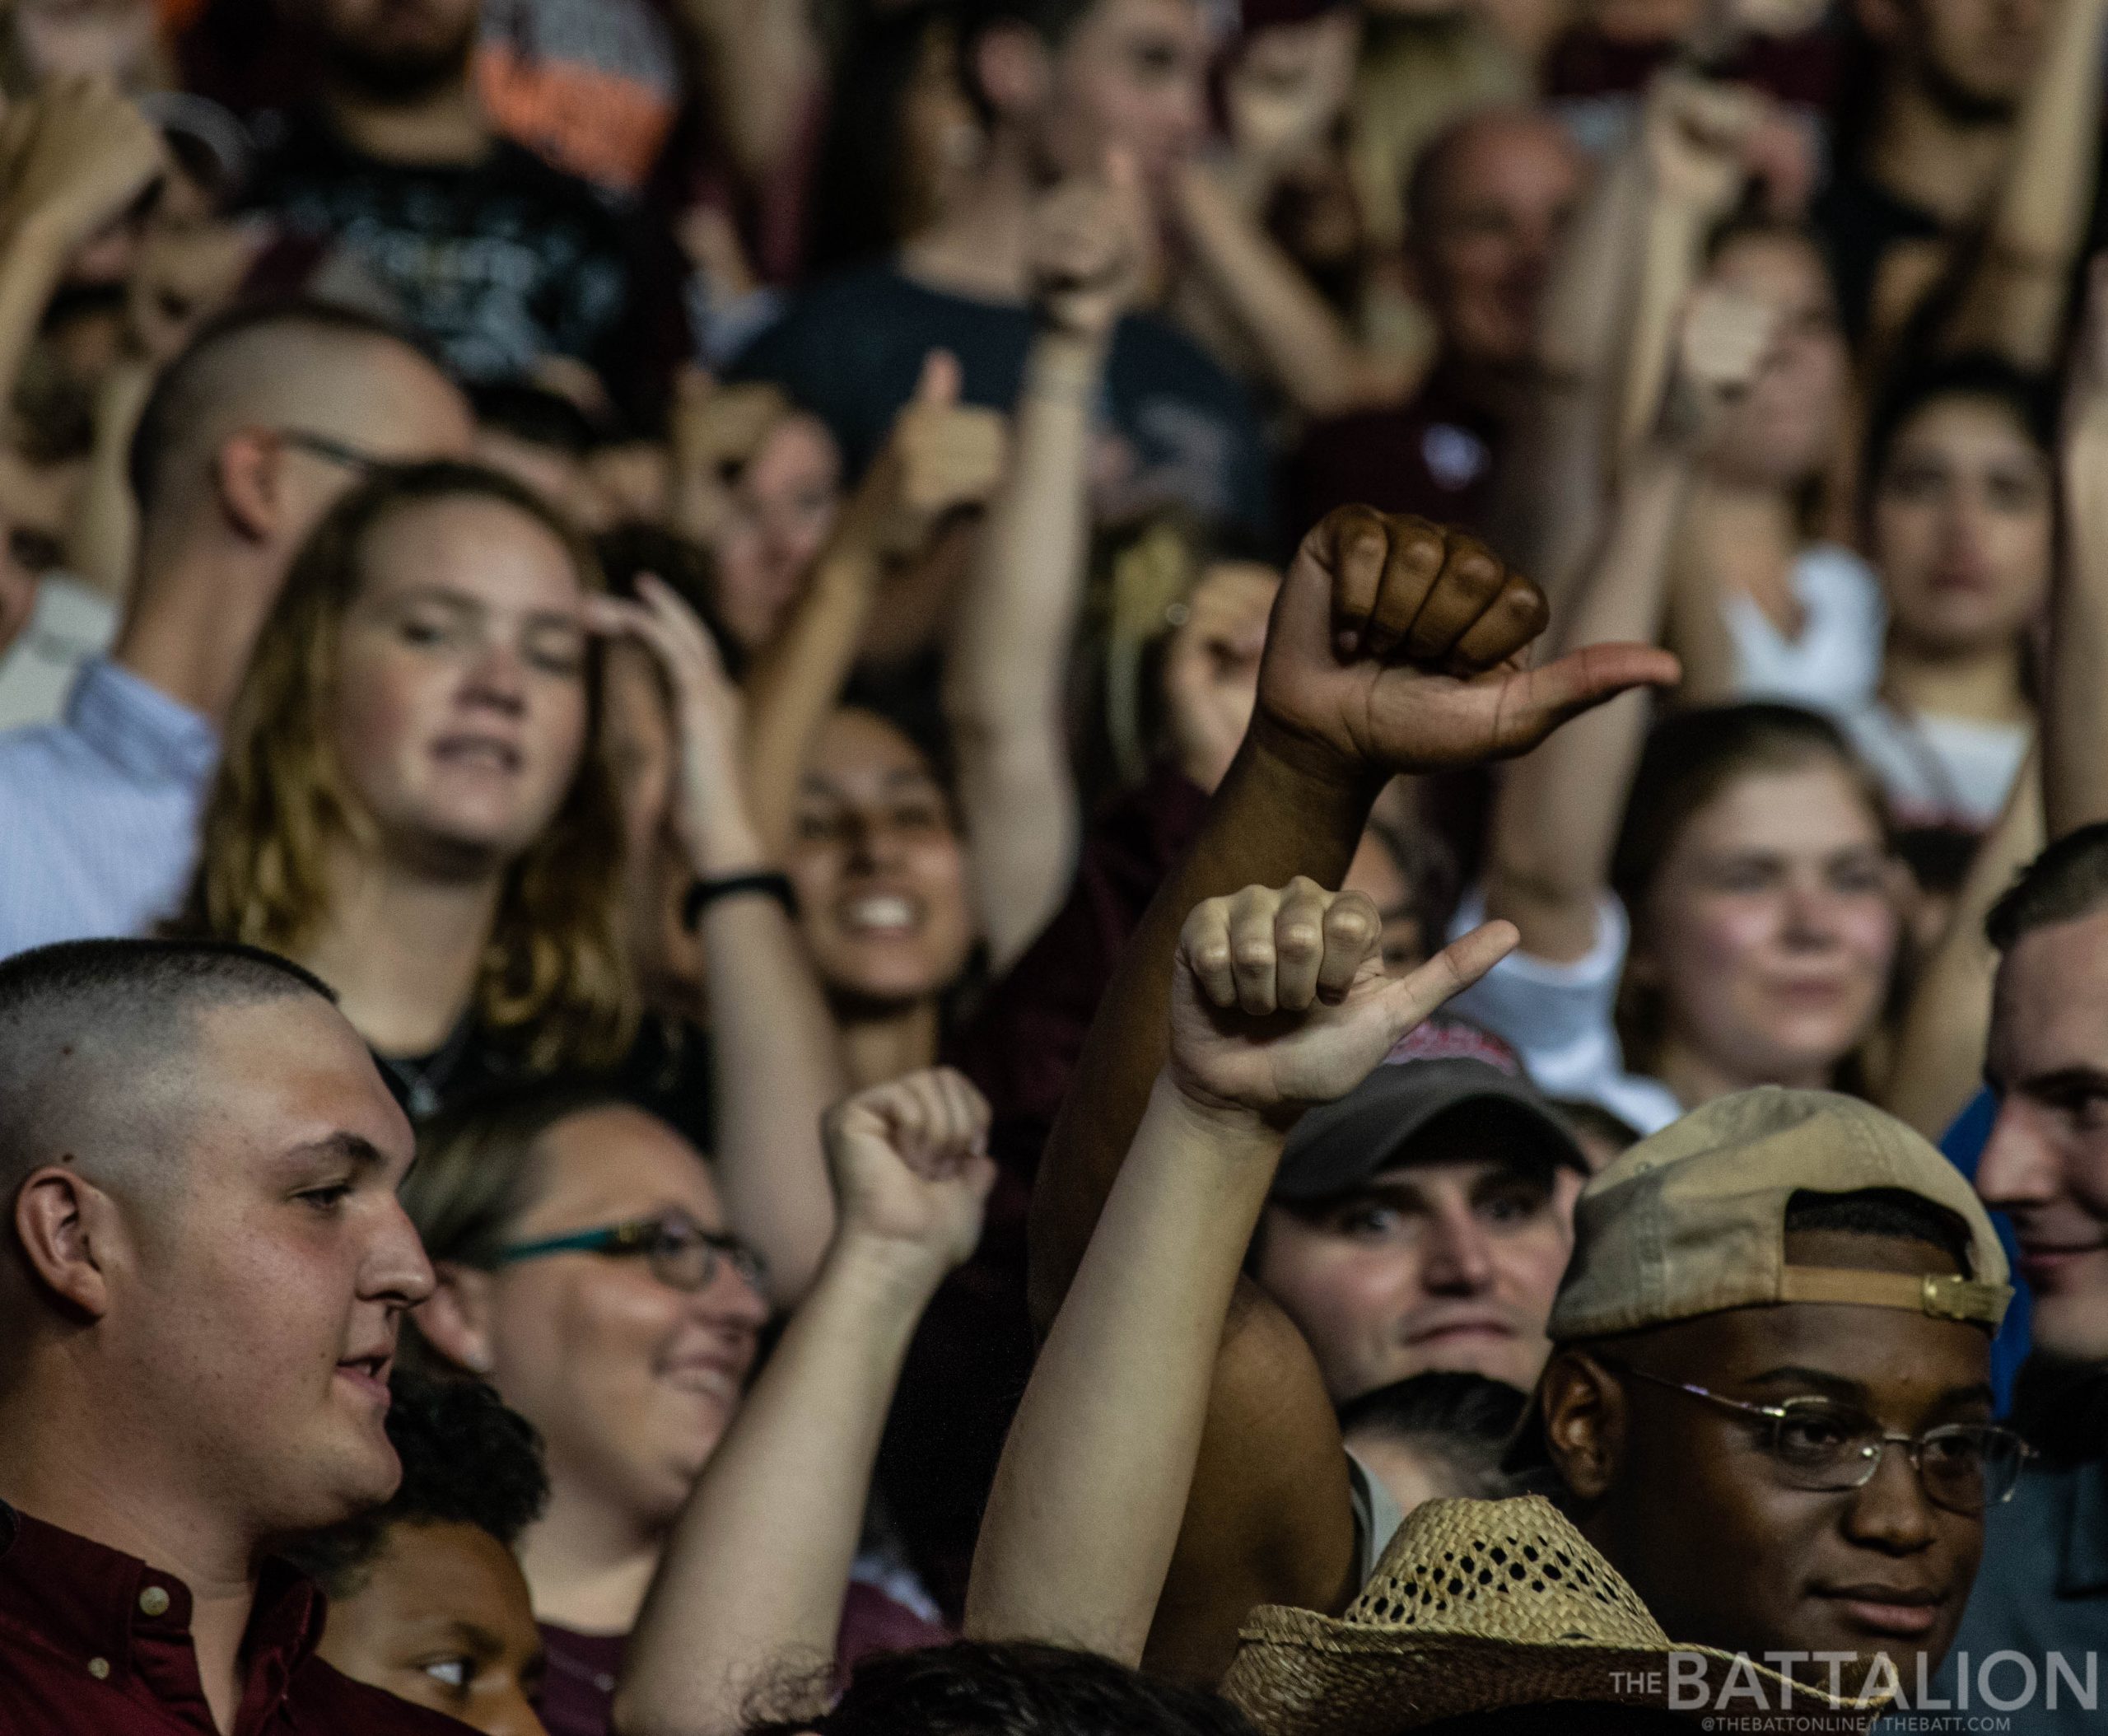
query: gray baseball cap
[{"left": 1273, "top": 1018, "right": 1587, "bottom": 1203}]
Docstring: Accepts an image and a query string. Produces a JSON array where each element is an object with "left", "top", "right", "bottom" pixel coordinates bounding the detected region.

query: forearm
[
  {"left": 1942, "top": 0, "right": 2108, "bottom": 367},
  {"left": 1026, "top": 723, "right": 1374, "bottom": 1328},
  {"left": 1883, "top": 752, "right": 2043, "bottom": 1140},
  {"left": 679, "top": 0, "right": 822, "bottom": 187},
  {"left": 701, "top": 891, "right": 847, "bottom": 1304},
  {"left": 0, "top": 215, "right": 71, "bottom": 438},
  {"left": 1172, "top": 163, "right": 1385, "bottom": 420},
  {"left": 66, "top": 356, "right": 152, "bottom": 602},
  {"left": 743, "top": 544, "right": 881, "bottom": 853},
  {"left": 1615, "top": 198, "right": 1708, "bottom": 461},
  {"left": 2048, "top": 427, "right": 2108, "bottom": 833},
  {"left": 969, "top": 1075, "right": 1280, "bottom": 1659},
  {"left": 1484, "top": 446, "right": 1688, "bottom": 959},
  {"left": 945, "top": 332, "right": 1098, "bottom": 968},
  {"left": 614, "top": 1236, "right": 938, "bottom": 1736}
]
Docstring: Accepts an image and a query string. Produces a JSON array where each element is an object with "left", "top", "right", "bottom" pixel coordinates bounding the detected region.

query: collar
[
  {"left": 0, "top": 1501, "right": 325, "bottom": 1692},
  {"left": 64, "top": 657, "right": 220, "bottom": 788},
  {"left": 2059, "top": 1457, "right": 2108, "bottom": 1598}
]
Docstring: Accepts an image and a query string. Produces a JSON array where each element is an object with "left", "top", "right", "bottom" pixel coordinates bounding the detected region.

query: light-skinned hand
[{"left": 822, "top": 1066, "right": 997, "bottom": 1279}]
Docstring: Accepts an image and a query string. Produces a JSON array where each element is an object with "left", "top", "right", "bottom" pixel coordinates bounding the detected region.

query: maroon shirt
[
  {"left": 1285, "top": 366, "right": 1505, "bottom": 544},
  {"left": 0, "top": 1503, "right": 471, "bottom": 1735}
]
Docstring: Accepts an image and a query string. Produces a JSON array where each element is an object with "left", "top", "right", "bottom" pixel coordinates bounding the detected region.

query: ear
[
  {"left": 1540, "top": 1348, "right": 1625, "bottom": 1501},
  {"left": 212, "top": 428, "right": 285, "bottom": 545},
  {"left": 413, "top": 1262, "right": 498, "bottom": 1375},
  {"left": 973, "top": 21, "right": 1052, "bottom": 123},
  {"left": 13, "top": 1168, "right": 118, "bottom": 1319}
]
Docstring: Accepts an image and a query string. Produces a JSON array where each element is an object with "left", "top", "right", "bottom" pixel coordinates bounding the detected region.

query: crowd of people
[{"left": 0, "top": 0, "right": 2103, "bottom": 1732}]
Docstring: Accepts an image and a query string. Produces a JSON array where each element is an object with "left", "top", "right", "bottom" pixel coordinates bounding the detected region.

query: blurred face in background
[
  {"left": 711, "top": 414, "right": 841, "bottom": 655},
  {"left": 300, "top": 0, "right": 482, "bottom": 96},
  {"left": 1700, "top": 231, "right": 1847, "bottom": 491},
  {"left": 1024, "top": 0, "right": 1207, "bottom": 189},
  {"left": 471, "top": 1107, "right": 768, "bottom": 1533},
  {"left": 1411, "top": 111, "right": 1585, "bottom": 377},
  {"left": 1876, "top": 0, "right": 2048, "bottom": 118},
  {"left": 787, "top": 708, "right": 976, "bottom": 1008},
  {"left": 330, "top": 496, "right": 591, "bottom": 872},
  {"left": 1635, "top": 759, "right": 1898, "bottom": 1094},
  {"left": 1871, "top": 394, "right": 2051, "bottom": 660}
]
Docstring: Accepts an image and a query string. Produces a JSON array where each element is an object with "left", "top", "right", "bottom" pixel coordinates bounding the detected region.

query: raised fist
[
  {"left": 822, "top": 1067, "right": 996, "bottom": 1277},
  {"left": 1168, "top": 877, "right": 1516, "bottom": 1122}
]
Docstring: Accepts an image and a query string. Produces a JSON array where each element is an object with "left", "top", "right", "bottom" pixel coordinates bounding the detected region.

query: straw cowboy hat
[{"left": 1220, "top": 1496, "right": 1893, "bottom": 1735}]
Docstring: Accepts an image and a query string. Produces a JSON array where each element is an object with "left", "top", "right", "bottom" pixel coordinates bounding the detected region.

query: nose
[
  {"left": 366, "top": 1196, "right": 437, "bottom": 1309},
  {"left": 1779, "top": 872, "right": 1847, "bottom": 947},
  {"left": 486, "top": 1686, "right": 550, "bottom": 1736},
  {"left": 461, "top": 636, "right": 529, "bottom": 715},
  {"left": 693, "top": 1252, "right": 772, "bottom": 1332},
  {"left": 839, "top": 808, "right": 906, "bottom": 875},
  {"left": 1975, "top": 1098, "right": 2062, "bottom": 1211},
  {"left": 1840, "top": 1439, "right": 1940, "bottom": 1556},
  {"left": 1420, "top": 1202, "right": 1497, "bottom": 1295}
]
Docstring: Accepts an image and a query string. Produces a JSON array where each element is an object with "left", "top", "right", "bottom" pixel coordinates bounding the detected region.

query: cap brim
[{"left": 1274, "top": 1071, "right": 1587, "bottom": 1203}]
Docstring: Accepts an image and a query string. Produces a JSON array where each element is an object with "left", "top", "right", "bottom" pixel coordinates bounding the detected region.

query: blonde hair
[{"left": 180, "top": 460, "right": 636, "bottom": 1073}]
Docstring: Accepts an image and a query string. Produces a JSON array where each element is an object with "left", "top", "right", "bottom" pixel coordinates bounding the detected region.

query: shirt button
[
  {"left": 87, "top": 1658, "right": 110, "bottom": 1680},
  {"left": 139, "top": 1585, "right": 170, "bottom": 1617}
]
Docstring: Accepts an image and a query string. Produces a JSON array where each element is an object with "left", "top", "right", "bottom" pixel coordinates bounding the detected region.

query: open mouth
[
  {"left": 334, "top": 1354, "right": 392, "bottom": 1402},
  {"left": 837, "top": 892, "right": 922, "bottom": 938},
  {"left": 432, "top": 735, "right": 524, "bottom": 774}
]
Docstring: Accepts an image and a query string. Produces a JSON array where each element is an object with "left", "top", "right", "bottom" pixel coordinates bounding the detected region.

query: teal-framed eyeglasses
[
  {"left": 1609, "top": 1361, "right": 2033, "bottom": 1514},
  {"left": 495, "top": 1214, "right": 767, "bottom": 1295}
]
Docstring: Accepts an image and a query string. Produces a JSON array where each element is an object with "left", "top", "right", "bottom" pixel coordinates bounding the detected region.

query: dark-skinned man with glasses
[{"left": 1012, "top": 511, "right": 2020, "bottom": 1724}]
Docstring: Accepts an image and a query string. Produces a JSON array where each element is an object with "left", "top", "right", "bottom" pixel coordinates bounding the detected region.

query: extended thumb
[
  {"left": 1378, "top": 920, "right": 1518, "bottom": 1040},
  {"left": 1493, "top": 643, "right": 1681, "bottom": 754}
]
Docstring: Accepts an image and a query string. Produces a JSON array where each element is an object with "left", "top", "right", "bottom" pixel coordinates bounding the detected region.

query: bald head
[
  {"left": 128, "top": 300, "right": 473, "bottom": 532},
  {"left": 1406, "top": 106, "right": 1586, "bottom": 376},
  {"left": 0, "top": 940, "right": 339, "bottom": 1211}
]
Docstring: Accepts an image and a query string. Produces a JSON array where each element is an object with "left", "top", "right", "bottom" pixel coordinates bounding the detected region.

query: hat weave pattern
[{"left": 1222, "top": 1497, "right": 1887, "bottom": 1736}]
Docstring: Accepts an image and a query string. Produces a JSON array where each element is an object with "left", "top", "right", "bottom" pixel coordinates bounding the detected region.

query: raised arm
[
  {"left": 614, "top": 1069, "right": 993, "bottom": 1736},
  {"left": 742, "top": 354, "right": 1006, "bottom": 856},
  {"left": 1937, "top": 0, "right": 2108, "bottom": 370},
  {"left": 944, "top": 158, "right": 1141, "bottom": 972},
  {"left": 0, "top": 78, "right": 162, "bottom": 484},
  {"left": 2045, "top": 258, "right": 2108, "bottom": 835},
  {"left": 1483, "top": 289, "right": 1767, "bottom": 962},
  {"left": 970, "top": 880, "right": 1513, "bottom": 1663},
  {"left": 1023, "top": 508, "right": 1676, "bottom": 1674},
  {"left": 593, "top": 576, "right": 847, "bottom": 1304}
]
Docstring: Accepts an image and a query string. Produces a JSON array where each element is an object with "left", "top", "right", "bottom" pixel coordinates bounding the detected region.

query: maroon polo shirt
[{"left": 0, "top": 1503, "right": 472, "bottom": 1735}]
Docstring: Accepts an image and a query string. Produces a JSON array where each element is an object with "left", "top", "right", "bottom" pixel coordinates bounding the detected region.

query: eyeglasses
[
  {"left": 1608, "top": 1362, "right": 2034, "bottom": 1514},
  {"left": 273, "top": 428, "right": 393, "bottom": 475},
  {"left": 494, "top": 1214, "right": 768, "bottom": 1295}
]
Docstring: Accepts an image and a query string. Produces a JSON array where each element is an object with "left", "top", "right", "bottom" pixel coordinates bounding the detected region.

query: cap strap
[{"left": 1779, "top": 1265, "right": 2010, "bottom": 1326}]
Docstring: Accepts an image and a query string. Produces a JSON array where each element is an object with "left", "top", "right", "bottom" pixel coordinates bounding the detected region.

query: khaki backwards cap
[{"left": 1549, "top": 1087, "right": 2011, "bottom": 1341}]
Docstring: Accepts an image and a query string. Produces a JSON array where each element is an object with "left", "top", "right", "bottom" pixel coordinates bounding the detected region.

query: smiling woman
[{"left": 172, "top": 460, "right": 634, "bottom": 1112}]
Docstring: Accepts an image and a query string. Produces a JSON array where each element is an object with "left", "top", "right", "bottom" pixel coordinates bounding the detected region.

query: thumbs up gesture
[{"left": 846, "top": 348, "right": 1010, "bottom": 559}]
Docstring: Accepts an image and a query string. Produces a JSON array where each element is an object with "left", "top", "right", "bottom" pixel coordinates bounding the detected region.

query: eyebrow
[
  {"left": 2005, "top": 1065, "right": 2108, "bottom": 1100},
  {"left": 284, "top": 1132, "right": 390, "bottom": 1174}
]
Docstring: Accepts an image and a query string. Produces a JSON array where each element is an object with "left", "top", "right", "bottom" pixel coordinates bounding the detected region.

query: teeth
[{"left": 843, "top": 895, "right": 916, "bottom": 933}]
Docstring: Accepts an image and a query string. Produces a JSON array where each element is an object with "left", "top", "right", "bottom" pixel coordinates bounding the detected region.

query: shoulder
[{"left": 293, "top": 1657, "right": 479, "bottom": 1733}]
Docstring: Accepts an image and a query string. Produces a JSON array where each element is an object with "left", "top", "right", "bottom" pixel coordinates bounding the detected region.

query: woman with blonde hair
[{"left": 180, "top": 458, "right": 632, "bottom": 1113}]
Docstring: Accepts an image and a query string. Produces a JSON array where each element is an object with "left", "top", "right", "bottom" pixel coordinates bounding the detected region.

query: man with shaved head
[
  {"left": 0, "top": 937, "right": 461, "bottom": 1734},
  {"left": 0, "top": 299, "right": 474, "bottom": 958},
  {"left": 1287, "top": 106, "right": 1587, "bottom": 535}
]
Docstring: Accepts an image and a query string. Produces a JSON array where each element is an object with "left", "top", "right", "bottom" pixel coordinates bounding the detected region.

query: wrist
[
  {"left": 0, "top": 207, "right": 75, "bottom": 279},
  {"left": 1149, "top": 1068, "right": 1290, "bottom": 1162},
  {"left": 1025, "top": 327, "right": 1109, "bottom": 393},
  {"left": 1243, "top": 707, "right": 1389, "bottom": 805},
  {"left": 824, "top": 1223, "right": 955, "bottom": 1306}
]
